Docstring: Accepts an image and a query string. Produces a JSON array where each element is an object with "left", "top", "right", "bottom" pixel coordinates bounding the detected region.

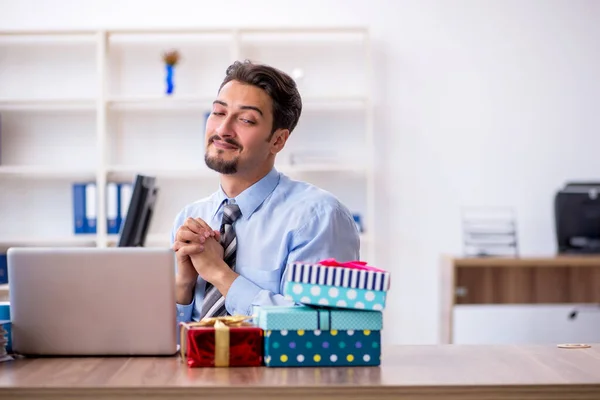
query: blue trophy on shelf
[{"left": 162, "top": 49, "right": 180, "bottom": 96}]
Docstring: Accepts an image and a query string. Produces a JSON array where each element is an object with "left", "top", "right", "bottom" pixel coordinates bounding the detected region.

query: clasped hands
[{"left": 173, "top": 217, "right": 234, "bottom": 291}]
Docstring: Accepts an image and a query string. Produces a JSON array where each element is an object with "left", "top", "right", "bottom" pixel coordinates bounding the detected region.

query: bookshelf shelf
[
  {"left": 107, "top": 165, "right": 215, "bottom": 180},
  {"left": 107, "top": 95, "right": 214, "bottom": 111},
  {"left": 105, "top": 95, "right": 367, "bottom": 112},
  {"left": 0, "top": 27, "right": 376, "bottom": 264},
  {"left": 277, "top": 163, "right": 369, "bottom": 174},
  {"left": 0, "top": 99, "right": 96, "bottom": 112},
  {"left": 106, "top": 163, "right": 367, "bottom": 181},
  {"left": 0, "top": 166, "right": 96, "bottom": 180},
  {"left": 0, "top": 31, "right": 97, "bottom": 40}
]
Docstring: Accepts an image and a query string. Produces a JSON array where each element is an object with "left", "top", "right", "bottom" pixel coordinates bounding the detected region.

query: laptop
[{"left": 7, "top": 247, "right": 178, "bottom": 356}]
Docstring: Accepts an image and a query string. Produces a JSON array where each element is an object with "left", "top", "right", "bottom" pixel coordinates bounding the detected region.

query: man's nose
[{"left": 216, "top": 117, "right": 235, "bottom": 137}]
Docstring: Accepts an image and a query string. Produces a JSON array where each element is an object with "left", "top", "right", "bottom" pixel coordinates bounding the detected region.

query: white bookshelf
[
  {"left": 0, "top": 98, "right": 96, "bottom": 111},
  {"left": 106, "top": 95, "right": 367, "bottom": 111},
  {"left": 0, "top": 27, "right": 375, "bottom": 262}
]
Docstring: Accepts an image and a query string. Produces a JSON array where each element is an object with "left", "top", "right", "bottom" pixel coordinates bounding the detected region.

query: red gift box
[{"left": 179, "top": 316, "right": 263, "bottom": 368}]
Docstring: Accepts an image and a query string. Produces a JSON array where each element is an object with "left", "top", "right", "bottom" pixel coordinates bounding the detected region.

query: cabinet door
[{"left": 453, "top": 304, "right": 600, "bottom": 344}]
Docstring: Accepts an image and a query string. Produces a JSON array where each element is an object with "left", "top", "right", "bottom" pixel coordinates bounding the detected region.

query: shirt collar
[{"left": 212, "top": 167, "right": 280, "bottom": 221}]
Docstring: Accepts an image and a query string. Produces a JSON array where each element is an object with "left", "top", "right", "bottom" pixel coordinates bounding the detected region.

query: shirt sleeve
[
  {"left": 176, "top": 301, "right": 195, "bottom": 324},
  {"left": 225, "top": 202, "right": 360, "bottom": 316},
  {"left": 225, "top": 274, "right": 294, "bottom": 316},
  {"left": 286, "top": 203, "right": 361, "bottom": 264}
]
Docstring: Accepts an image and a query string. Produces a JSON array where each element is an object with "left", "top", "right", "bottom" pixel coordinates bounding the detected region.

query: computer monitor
[{"left": 118, "top": 174, "right": 158, "bottom": 247}]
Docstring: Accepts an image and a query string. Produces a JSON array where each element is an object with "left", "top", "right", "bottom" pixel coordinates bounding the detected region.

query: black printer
[{"left": 555, "top": 182, "right": 600, "bottom": 254}]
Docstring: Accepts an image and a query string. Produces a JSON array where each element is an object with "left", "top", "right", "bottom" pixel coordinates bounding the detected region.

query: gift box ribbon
[
  {"left": 318, "top": 258, "right": 386, "bottom": 273},
  {"left": 180, "top": 315, "right": 252, "bottom": 367},
  {"left": 315, "top": 307, "right": 333, "bottom": 330}
]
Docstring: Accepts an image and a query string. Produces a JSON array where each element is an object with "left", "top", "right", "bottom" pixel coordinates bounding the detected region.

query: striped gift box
[
  {"left": 286, "top": 261, "right": 390, "bottom": 291},
  {"left": 283, "top": 259, "right": 390, "bottom": 311}
]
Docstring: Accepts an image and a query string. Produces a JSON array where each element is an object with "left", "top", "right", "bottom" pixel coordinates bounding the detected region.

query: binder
[
  {"left": 72, "top": 183, "right": 87, "bottom": 234},
  {"left": 85, "top": 183, "right": 97, "bottom": 234},
  {"left": 118, "top": 182, "right": 133, "bottom": 233},
  {"left": 106, "top": 183, "right": 119, "bottom": 234},
  {"left": 0, "top": 254, "right": 7, "bottom": 284}
]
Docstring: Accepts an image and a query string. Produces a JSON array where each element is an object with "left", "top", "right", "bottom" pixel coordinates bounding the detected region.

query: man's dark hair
[{"left": 219, "top": 60, "right": 302, "bottom": 135}]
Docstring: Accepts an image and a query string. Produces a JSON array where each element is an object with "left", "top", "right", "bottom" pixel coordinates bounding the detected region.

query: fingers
[
  {"left": 176, "top": 230, "right": 208, "bottom": 244},
  {"left": 184, "top": 217, "right": 213, "bottom": 237},
  {"left": 173, "top": 241, "right": 204, "bottom": 256},
  {"left": 176, "top": 217, "right": 216, "bottom": 244},
  {"left": 173, "top": 240, "right": 203, "bottom": 253}
]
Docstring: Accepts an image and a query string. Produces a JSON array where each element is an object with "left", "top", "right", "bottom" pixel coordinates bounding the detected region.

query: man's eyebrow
[
  {"left": 239, "top": 105, "right": 263, "bottom": 116},
  {"left": 213, "top": 100, "right": 263, "bottom": 116}
]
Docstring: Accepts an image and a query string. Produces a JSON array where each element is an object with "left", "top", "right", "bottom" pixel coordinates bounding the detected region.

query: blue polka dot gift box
[
  {"left": 253, "top": 305, "right": 382, "bottom": 367},
  {"left": 283, "top": 258, "right": 391, "bottom": 312}
]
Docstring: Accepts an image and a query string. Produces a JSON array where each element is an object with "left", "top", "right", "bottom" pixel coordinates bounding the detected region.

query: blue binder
[
  {"left": 0, "top": 255, "right": 7, "bottom": 285},
  {"left": 106, "top": 182, "right": 119, "bottom": 234},
  {"left": 85, "top": 183, "right": 97, "bottom": 234},
  {"left": 72, "top": 183, "right": 87, "bottom": 234}
]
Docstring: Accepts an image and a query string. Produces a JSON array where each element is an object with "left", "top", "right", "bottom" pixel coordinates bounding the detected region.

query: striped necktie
[{"left": 199, "top": 202, "right": 242, "bottom": 319}]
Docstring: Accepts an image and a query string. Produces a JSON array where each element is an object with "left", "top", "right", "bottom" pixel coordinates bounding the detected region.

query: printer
[{"left": 555, "top": 182, "right": 600, "bottom": 254}]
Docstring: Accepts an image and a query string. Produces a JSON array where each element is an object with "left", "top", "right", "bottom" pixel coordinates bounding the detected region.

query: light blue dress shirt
[{"left": 171, "top": 167, "right": 360, "bottom": 324}]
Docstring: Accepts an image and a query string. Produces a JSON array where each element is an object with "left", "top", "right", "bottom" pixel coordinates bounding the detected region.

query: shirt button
[{"left": 179, "top": 312, "right": 184, "bottom": 317}]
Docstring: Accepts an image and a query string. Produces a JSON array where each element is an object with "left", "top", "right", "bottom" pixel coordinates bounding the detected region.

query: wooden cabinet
[{"left": 440, "top": 256, "right": 600, "bottom": 344}]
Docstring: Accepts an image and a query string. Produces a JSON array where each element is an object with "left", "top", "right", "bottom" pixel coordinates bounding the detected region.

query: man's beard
[
  {"left": 205, "top": 134, "right": 242, "bottom": 174},
  {"left": 205, "top": 151, "right": 239, "bottom": 174}
]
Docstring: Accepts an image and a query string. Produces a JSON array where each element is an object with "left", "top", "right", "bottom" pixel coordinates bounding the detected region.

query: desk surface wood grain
[{"left": 1, "top": 344, "right": 600, "bottom": 400}]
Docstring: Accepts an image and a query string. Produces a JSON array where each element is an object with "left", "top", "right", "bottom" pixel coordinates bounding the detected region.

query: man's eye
[
  {"left": 241, "top": 119, "right": 255, "bottom": 124},
  {"left": 212, "top": 112, "right": 225, "bottom": 116}
]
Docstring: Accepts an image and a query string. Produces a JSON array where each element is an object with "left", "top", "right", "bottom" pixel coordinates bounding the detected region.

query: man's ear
[{"left": 270, "top": 129, "right": 290, "bottom": 155}]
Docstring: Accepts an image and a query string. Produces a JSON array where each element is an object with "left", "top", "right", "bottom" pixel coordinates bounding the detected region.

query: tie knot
[{"left": 222, "top": 203, "right": 242, "bottom": 225}]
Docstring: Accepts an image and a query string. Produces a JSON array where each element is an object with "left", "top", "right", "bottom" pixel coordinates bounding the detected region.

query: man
[{"left": 171, "top": 60, "right": 359, "bottom": 324}]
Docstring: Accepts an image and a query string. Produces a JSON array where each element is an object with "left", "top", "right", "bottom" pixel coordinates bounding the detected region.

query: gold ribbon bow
[{"left": 180, "top": 315, "right": 253, "bottom": 367}]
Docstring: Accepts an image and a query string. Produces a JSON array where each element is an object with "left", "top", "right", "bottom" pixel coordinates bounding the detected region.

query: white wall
[{"left": 2, "top": 0, "right": 600, "bottom": 345}]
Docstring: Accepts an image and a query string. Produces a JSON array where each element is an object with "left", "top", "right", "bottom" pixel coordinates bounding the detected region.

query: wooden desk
[
  {"left": 440, "top": 256, "right": 600, "bottom": 344},
  {"left": 1, "top": 345, "right": 600, "bottom": 399}
]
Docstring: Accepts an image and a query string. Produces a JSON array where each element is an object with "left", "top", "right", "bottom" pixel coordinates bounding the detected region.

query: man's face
[{"left": 204, "top": 80, "right": 276, "bottom": 175}]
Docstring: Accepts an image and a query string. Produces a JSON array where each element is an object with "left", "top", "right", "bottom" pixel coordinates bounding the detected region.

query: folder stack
[{"left": 72, "top": 182, "right": 133, "bottom": 235}]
